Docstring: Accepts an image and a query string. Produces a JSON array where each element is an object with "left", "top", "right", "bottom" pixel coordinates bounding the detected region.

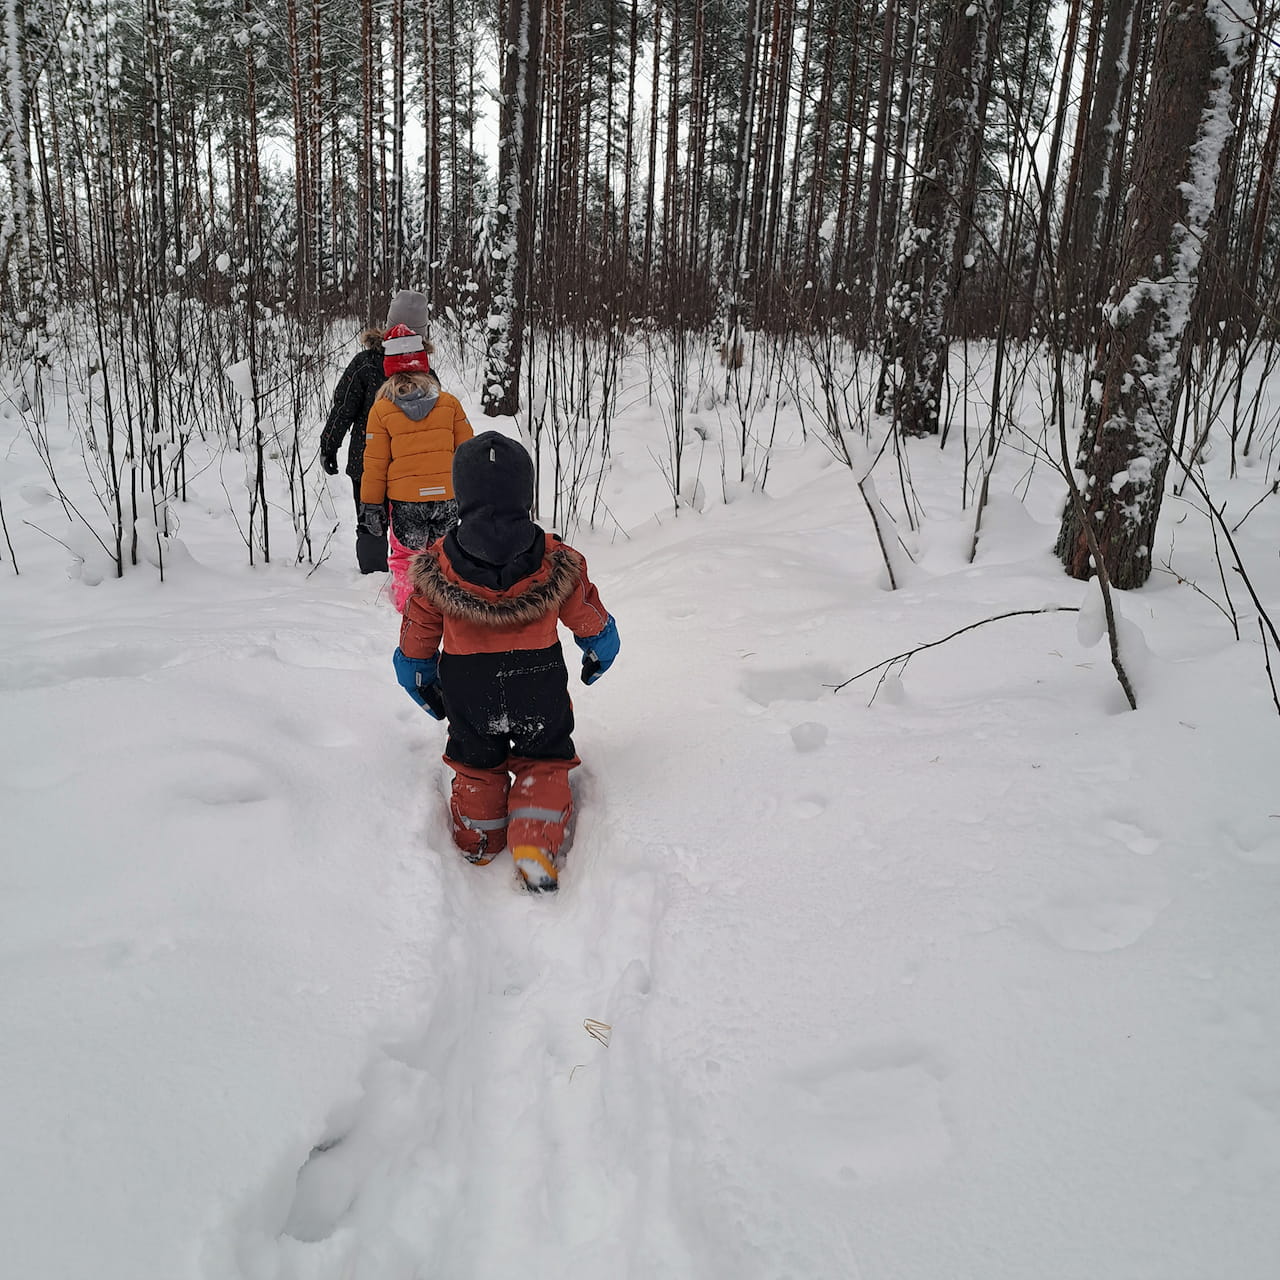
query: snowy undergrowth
[{"left": 2, "top": 346, "right": 1279, "bottom": 1280}]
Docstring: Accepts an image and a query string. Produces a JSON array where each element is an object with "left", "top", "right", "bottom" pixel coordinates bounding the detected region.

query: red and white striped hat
[{"left": 383, "top": 323, "right": 431, "bottom": 376}]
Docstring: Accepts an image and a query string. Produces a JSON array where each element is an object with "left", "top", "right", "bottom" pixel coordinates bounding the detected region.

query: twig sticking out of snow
[
  {"left": 1258, "top": 619, "right": 1280, "bottom": 718},
  {"left": 583, "top": 1019, "right": 612, "bottom": 1046}
]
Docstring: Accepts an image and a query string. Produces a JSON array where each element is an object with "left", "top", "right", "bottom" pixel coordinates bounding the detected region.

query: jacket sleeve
[
  {"left": 359, "top": 401, "right": 392, "bottom": 504},
  {"left": 558, "top": 547, "right": 611, "bottom": 638},
  {"left": 400, "top": 590, "right": 445, "bottom": 658},
  {"left": 321, "top": 356, "right": 369, "bottom": 458},
  {"left": 452, "top": 398, "right": 474, "bottom": 449}
]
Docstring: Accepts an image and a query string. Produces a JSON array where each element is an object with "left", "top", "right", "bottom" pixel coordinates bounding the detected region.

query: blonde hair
[{"left": 377, "top": 370, "right": 440, "bottom": 401}]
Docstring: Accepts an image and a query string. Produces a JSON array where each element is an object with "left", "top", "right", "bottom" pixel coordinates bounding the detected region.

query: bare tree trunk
[
  {"left": 860, "top": 0, "right": 897, "bottom": 305},
  {"left": 887, "top": 0, "right": 1000, "bottom": 437},
  {"left": 1026, "top": 0, "right": 1084, "bottom": 331},
  {"left": 389, "top": 0, "right": 406, "bottom": 290},
  {"left": 1245, "top": 61, "right": 1280, "bottom": 284},
  {"left": 1060, "top": 0, "right": 1140, "bottom": 346},
  {"left": 1056, "top": 0, "right": 1253, "bottom": 588},
  {"left": 721, "top": 0, "right": 763, "bottom": 367},
  {"left": 482, "top": 0, "right": 544, "bottom": 417},
  {"left": 1, "top": 0, "right": 43, "bottom": 345},
  {"left": 358, "top": 0, "right": 375, "bottom": 315}
]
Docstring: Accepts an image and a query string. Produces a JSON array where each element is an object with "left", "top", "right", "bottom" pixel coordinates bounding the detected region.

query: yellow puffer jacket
[{"left": 360, "top": 387, "right": 474, "bottom": 504}]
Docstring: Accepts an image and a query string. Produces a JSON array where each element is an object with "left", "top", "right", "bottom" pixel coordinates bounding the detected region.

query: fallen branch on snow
[{"left": 831, "top": 606, "right": 1082, "bottom": 695}]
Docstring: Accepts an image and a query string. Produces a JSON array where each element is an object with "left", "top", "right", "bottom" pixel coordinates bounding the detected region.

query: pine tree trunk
[
  {"left": 1060, "top": 0, "right": 1140, "bottom": 347},
  {"left": 482, "top": 0, "right": 544, "bottom": 417},
  {"left": 721, "top": 0, "right": 763, "bottom": 362},
  {"left": 887, "top": 0, "right": 1000, "bottom": 437},
  {"left": 1056, "top": 0, "right": 1253, "bottom": 588},
  {"left": 1, "top": 0, "right": 41, "bottom": 335}
]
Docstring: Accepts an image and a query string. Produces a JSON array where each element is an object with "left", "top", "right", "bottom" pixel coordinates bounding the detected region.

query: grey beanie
[{"left": 386, "top": 289, "right": 430, "bottom": 335}]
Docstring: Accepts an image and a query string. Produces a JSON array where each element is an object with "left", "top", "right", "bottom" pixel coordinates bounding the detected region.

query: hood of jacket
[
  {"left": 409, "top": 540, "right": 580, "bottom": 627},
  {"left": 392, "top": 384, "right": 440, "bottom": 421},
  {"left": 440, "top": 526, "right": 545, "bottom": 591}
]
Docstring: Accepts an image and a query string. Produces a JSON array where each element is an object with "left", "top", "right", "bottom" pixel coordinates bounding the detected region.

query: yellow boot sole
[{"left": 512, "top": 845, "right": 559, "bottom": 893}]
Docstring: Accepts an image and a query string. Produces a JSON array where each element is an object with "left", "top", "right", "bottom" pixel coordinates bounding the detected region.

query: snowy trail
[
  {"left": 6, "top": 415, "right": 1280, "bottom": 1279},
  {"left": 248, "top": 764, "right": 692, "bottom": 1280}
]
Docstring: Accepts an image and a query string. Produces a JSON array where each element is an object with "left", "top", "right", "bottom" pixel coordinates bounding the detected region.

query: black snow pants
[
  {"left": 351, "top": 476, "right": 389, "bottom": 574},
  {"left": 439, "top": 644, "right": 577, "bottom": 769}
]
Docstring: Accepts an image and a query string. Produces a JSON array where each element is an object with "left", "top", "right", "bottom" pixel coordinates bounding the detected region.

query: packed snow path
[{"left": 4, "top": 442, "right": 1280, "bottom": 1280}]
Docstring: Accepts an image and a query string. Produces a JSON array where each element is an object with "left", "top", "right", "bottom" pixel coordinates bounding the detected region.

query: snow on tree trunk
[
  {"left": 482, "top": 0, "right": 543, "bottom": 419},
  {"left": 1056, "top": 0, "right": 1252, "bottom": 590},
  {"left": 1, "top": 0, "right": 41, "bottom": 343},
  {"left": 1059, "top": 0, "right": 1140, "bottom": 349},
  {"left": 886, "top": 0, "right": 999, "bottom": 438},
  {"left": 717, "top": 0, "right": 763, "bottom": 394}
]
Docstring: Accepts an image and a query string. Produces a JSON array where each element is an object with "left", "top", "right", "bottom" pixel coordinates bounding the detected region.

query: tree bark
[
  {"left": 887, "top": 0, "right": 1000, "bottom": 437},
  {"left": 1056, "top": 0, "right": 1253, "bottom": 588},
  {"left": 482, "top": 0, "right": 544, "bottom": 417}
]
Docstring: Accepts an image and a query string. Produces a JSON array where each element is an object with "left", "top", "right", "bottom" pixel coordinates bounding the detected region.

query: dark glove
[
  {"left": 320, "top": 450, "right": 340, "bottom": 475},
  {"left": 574, "top": 614, "right": 619, "bottom": 685},
  {"left": 393, "top": 647, "right": 445, "bottom": 719},
  {"left": 358, "top": 502, "right": 387, "bottom": 537}
]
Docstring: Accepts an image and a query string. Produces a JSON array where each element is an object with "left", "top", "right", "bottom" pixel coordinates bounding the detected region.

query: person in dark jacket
[
  {"left": 393, "top": 432, "right": 621, "bottom": 893},
  {"left": 320, "top": 290, "right": 432, "bottom": 574}
]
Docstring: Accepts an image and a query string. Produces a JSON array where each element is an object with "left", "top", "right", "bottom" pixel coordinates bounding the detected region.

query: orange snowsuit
[{"left": 400, "top": 534, "right": 610, "bottom": 880}]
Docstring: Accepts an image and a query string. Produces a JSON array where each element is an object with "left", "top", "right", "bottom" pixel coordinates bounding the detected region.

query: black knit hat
[{"left": 452, "top": 431, "right": 539, "bottom": 565}]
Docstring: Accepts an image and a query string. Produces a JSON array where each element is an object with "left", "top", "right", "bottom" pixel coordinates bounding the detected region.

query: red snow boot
[
  {"left": 444, "top": 757, "right": 510, "bottom": 865},
  {"left": 507, "top": 755, "right": 579, "bottom": 891}
]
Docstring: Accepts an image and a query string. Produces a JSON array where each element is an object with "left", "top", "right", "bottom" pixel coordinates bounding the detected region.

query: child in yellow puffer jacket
[{"left": 359, "top": 324, "right": 474, "bottom": 609}]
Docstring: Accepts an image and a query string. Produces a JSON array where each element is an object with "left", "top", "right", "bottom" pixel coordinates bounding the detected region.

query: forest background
[
  {"left": 4, "top": 7, "right": 1280, "bottom": 1275},
  {"left": 1, "top": 0, "right": 1278, "bottom": 677}
]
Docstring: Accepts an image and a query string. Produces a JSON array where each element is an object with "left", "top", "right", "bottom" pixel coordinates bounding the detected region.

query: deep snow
[{"left": 2, "top": 347, "right": 1279, "bottom": 1280}]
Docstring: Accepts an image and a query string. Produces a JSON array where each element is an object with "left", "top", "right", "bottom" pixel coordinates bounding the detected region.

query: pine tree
[
  {"left": 1056, "top": 0, "right": 1253, "bottom": 588},
  {"left": 482, "top": 0, "right": 544, "bottom": 417},
  {"left": 886, "top": 0, "right": 1001, "bottom": 437}
]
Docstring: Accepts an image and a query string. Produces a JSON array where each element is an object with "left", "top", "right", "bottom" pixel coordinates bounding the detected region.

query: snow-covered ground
[{"left": 2, "top": 348, "right": 1279, "bottom": 1280}]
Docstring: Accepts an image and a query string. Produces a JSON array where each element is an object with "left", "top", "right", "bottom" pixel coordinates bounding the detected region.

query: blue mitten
[
  {"left": 574, "top": 615, "right": 620, "bottom": 685},
  {"left": 393, "top": 647, "right": 444, "bottom": 719}
]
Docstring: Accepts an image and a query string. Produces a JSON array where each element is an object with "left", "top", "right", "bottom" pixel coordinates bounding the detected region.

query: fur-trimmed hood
[{"left": 409, "top": 543, "right": 582, "bottom": 627}]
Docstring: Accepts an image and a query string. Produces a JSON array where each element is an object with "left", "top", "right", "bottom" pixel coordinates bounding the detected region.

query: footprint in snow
[
  {"left": 272, "top": 711, "right": 358, "bottom": 751},
  {"left": 770, "top": 1043, "right": 952, "bottom": 1185},
  {"left": 791, "top": 793, "right": 828, "bottom": 820},
  {"left": 1223, "top": 817, "right": 1280, "bottom": 866},
  {"left": 1023, "top": 882, "right": 1169, "bottom": 952},
  {"left": 741, "top": 664, "right": 843, "bottom": 707},
  {"left": 1101, "top": 817, "right": 1161, "bottom": 857},
  {"left": 789, "top": 721, "right": 828, "bottom": 752},
  {"left": 141, "top": 744, "right": 277, "bottom": 808}
]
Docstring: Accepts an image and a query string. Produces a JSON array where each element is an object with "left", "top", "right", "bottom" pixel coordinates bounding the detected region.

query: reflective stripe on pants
[
  {"left": 507, "top": 755, "right": 579, "bottom": 857},
  {"left": 445, "top": 757, "right": 510, "bottom": 858}
]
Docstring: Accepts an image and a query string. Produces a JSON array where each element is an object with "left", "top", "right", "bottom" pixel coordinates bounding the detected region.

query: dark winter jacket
[{"left": 320, "top": 335, "right": 384, "bottom": 480}]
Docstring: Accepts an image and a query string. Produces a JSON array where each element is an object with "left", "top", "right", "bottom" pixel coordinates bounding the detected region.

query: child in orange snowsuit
[
  {"left": 393, "top": 432, "right": 620, "bottom": 892},
  {"left": 359, "top": 323, "right": 474, "bottom": 610}
]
